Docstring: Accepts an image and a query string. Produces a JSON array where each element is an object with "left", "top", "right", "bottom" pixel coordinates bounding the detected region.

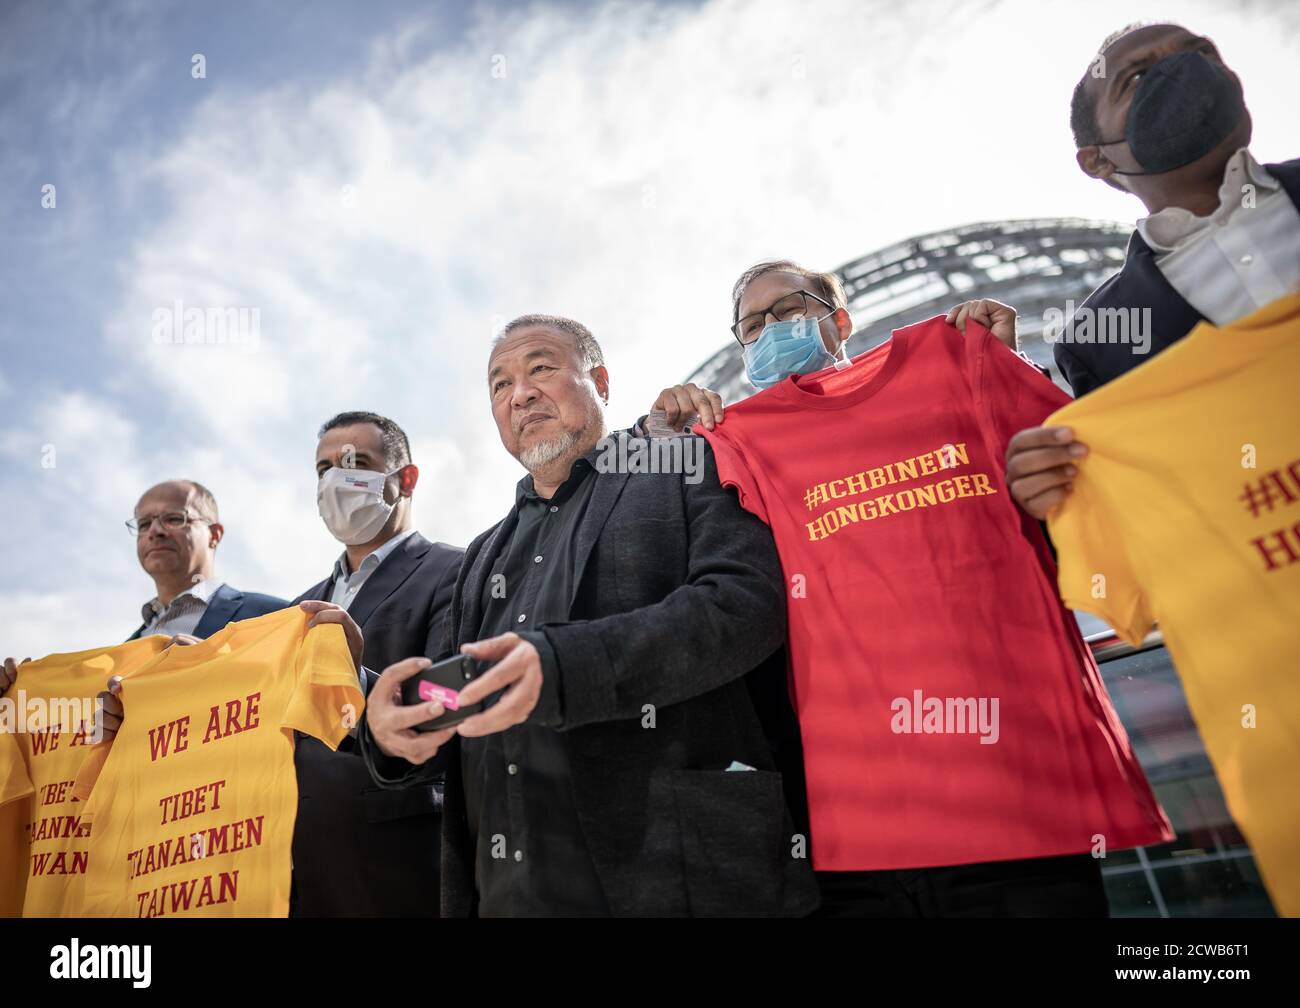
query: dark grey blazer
[
  {"left": 360, "top": 436, "right": 819, "bottom": 918},
  {"left": 291, "top": 531, "right": 463, "bottom": 917}
]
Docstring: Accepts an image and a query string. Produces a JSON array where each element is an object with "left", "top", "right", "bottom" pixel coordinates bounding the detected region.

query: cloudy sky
[{"left": 1, "top": 0, "right": 1297, "bottom": 658}]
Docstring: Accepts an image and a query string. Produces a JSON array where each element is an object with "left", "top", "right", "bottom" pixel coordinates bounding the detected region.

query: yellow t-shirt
[
  {"left": 1046, "top": 292, "right": 1300, "bottom": 917},
  {"left": 68, "top": 607, "right": 363, "bottom": 918},
  {"left": 0, "top": 636, "right": 170, "bottom": 917}
]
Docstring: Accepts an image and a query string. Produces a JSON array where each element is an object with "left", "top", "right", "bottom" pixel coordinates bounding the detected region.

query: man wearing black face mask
[{"left": 1005, "top": 21, "right": 1300, "bottom": 521}]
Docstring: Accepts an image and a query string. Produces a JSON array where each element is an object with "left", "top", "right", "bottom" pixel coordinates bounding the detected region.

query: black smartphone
[{"left": 400, "top": 653, "right": 486, "bottom": 731}]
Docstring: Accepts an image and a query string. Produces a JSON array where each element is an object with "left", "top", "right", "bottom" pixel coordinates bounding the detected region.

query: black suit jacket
[
  {"left": 360, "top": 438, "right": 819, "bottom": 918},
  {"left": 127, "top": 583, "right": 287, "bottom": 641},
  {"left": 290, "top": 531, "right": 463, "bottom": 917},
  {"left": 1056, "top": 157, "right": 1300, "bottom": 396}
]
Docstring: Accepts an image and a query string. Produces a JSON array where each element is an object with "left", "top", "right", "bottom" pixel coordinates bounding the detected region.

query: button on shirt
[
  {"left": 463, "top": 452, "right": 608, "bottom": 917},
  {"left": 140, "top": 578, "right": 225, "bottom": 638},
  {"left": 328, "top": 528, "right": 418, "bottom": 610},
  {"left": 1138, "top": 148, "right": 1300, "bottom": 326}
]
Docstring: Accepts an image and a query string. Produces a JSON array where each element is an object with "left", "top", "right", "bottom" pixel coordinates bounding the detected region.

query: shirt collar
[
  {"left": 332, "top": 527, "right": 419, "bottom": 582},
  {"left": 515, "top": 446, "right": 603, "bottom": 509},
  {"left": 141, "top": 577, "right": 224, "bottom": 623},
  {"left": 1137, "top": 148, "right": 1279, "bottom": 252}
]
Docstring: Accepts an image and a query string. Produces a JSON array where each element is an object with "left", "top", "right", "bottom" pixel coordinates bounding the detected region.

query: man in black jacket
[
  {"left": 290, "top": 411, "right": 463, "bottom": 917},
  {"left": 1005, "top": 21, "right": 1300, "bottom": 520},
  {"left": 358, "top": 315, "right": 817, "bottom": 917}
]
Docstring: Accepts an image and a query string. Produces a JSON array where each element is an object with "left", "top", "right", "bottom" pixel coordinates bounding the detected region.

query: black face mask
[{"left": 1098, "top": 50, "right": 1245, "bottom": 176}]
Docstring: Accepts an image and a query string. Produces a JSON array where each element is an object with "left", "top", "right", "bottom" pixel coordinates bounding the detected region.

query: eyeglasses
[
  {"left": 125, "top": 512, "right": 210, "bottom": 536},
  {"left": 732, "top": 289, "right": 835, "bottom": 346}
]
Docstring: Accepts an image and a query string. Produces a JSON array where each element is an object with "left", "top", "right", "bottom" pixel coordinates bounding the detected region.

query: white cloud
[{"left": 0, "top": 392, "right": 155, "bottom": 651}]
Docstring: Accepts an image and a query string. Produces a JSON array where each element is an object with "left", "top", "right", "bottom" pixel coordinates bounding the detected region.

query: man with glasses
[
  {"left": 637, "top": 267, "right": 1024, "bottom": 862},
  {"left": 646, "top": 260, "right": 1020, "bottom": 431},
  {"left": 1, "top": 479, "right": 286, "bottom": 702},
  {"left": 124, "top": 479, "right": 287, "bottom": 641},
  {"left": 638, "top": 261, "right": 1170, "bottom": 918}
]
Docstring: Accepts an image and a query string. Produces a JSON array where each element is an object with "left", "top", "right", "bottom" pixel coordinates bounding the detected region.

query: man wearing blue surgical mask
[
  {"left": 643, "top": 260, "right": 1166, "bottom": 918},
  {"left": 647, "top": 262, "right": 1018, "bottom": 431},
  {"left": 734, "top": 271, "right": 853, "bottom": 391},
  {"left": 639, "top": 261, "right": 1042, "bottom": 914},
  {"left": 1005, "top": 22, "right": 1299, "bottom": 520},
  {"left": 289, "top": 410, "right": 464, "bottom": 917}
]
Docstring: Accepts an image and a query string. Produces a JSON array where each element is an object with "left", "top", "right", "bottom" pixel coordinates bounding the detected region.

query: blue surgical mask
[{"left": 743, "top": 317, "right": 838, "bottom": 389}]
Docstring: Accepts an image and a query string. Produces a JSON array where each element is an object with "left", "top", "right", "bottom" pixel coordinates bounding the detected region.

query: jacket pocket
[
  {"left": 363, "top": 607, "right": 413, "bottom": 632},
  {"left": 670, "top": 768, "right": 787, "bottom": 917}
]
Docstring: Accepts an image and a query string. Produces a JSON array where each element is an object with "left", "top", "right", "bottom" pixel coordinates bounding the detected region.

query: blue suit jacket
[
  {"left": 128, "top": 583, "right": 289, "bottom": 641},
  {"left": 1056, "top": 157, "right": 1300, "bottom": 397}
]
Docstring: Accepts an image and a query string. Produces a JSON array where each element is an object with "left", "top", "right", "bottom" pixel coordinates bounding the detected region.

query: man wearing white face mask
[{"left": 289, "top": 410, "right": 464, "bottom": 917}]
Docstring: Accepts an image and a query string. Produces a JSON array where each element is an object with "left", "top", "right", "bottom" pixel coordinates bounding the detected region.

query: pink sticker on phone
[{"left": 418, "top": 680, "right": 461, "bottom": 711}]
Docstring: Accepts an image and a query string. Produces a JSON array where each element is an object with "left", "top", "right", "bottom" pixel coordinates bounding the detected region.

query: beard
[{"left": 518, "top": 426, "right": 582, "bottom": 471}]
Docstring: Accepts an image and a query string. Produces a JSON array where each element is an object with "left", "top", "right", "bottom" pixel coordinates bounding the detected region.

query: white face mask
[{"left": 317, "top": 467, "right": 400, "bottom": 545}]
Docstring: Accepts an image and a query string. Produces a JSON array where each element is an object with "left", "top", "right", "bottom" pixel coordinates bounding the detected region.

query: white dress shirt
[
  {"left": 140, "top": 577, "right": 225, "bottom": 638},
  {"left": 1137, "top": 147, "right": 1300, "bottom": 326},
  {"left": 328, "top": 528, "right": 418, "bottom": 610}
]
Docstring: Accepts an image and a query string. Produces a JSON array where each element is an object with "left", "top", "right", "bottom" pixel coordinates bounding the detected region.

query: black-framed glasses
[
  {"left": 732, "top": 289, "right": 835, "bottom": 345},
  {"left": 125, "top": 512, "right": 209, "bottom": 536}
]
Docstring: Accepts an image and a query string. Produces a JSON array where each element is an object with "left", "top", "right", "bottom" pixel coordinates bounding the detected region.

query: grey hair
[
  {"left": 493, "top": 314, "right": 605, "bottom": 371},
  {"left": 731, "top": 260, "right": 848, "bottom": 325}
]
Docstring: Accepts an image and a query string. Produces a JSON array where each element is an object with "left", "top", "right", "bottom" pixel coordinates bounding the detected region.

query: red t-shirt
[{"left": 700, "top": 316, "right": 1172, "bottom": 871}]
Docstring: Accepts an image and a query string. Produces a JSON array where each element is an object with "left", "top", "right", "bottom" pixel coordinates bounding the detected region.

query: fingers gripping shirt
[
  {"left": 66, "top": 608, "right": 363, "bottom": 918},
  {"left": 0, "top": 636, "right": 171, "bottom": 917},
  {"left": 1047, "top": 292, "right": 1300, "bottom": 917}
]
